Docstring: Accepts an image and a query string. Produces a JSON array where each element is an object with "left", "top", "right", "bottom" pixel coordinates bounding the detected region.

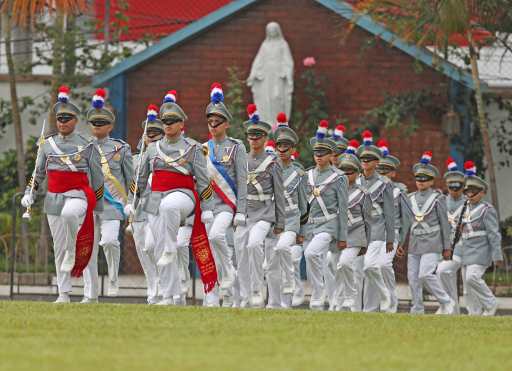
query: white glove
[
  {"left": 201, "top": 210, "right": 214, "bottom": 224},
  {"left": 21, "top": 194, "right": 34, "bottom": 208},
  {"left": 124, "top": 204, "right": 135, "bottom": 217},
  {"left": 233, "top": 213, "right": 246, "bottom": 227}
]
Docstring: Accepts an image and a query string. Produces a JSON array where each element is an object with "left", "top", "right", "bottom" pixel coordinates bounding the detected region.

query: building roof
[
  {"left": 94, "top": 0, "right": 231, "bottom": 40},
  {"left": 93, "top": 0, "right": 478, "bottom": 90}
]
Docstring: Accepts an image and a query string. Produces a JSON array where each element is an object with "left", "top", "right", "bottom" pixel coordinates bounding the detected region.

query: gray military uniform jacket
[
  {"left": 246, "top": 150, "right": 286, "bottom": 230},
  {"left": 280, "top": 160, "right": 308, "bottom": 235},
  {"left": 131, "top": 152, "right": 151, "bottom": 223},
  {"left": 131, "top": 135, "right": 213, "bottom": 216},
  {"left": 347, "top": 182, "right": 372, "bottom": 249},
  {"left": 446, "top": 194, "right": 467, "bottom": 256},
  {"left": 403, "top": 188, "right": 451, "bottom": 255},
  {"left": 455, "top": 201, "right": 503, "bottom": 266},
  {"left": 358, "top": 172, "right": 395, "bottom": 244},
  {"left": 26, "top": 132, "right": 104, "bottom": 215},
  {"left": 204, "top": 137, "right": 247, "bottom": 216},
  {"left": 304, "top": 166, "right": 348, "bottom": 243},
  {"left": 393, "top": 182, "right": 409, "bottom": 245},
  {"left": 94, "top": 136, "right": 133, "bottom": 220}
]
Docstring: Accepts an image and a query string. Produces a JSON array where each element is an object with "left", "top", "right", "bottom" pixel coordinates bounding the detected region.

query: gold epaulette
[
  {"left": 200, "top": 183, "right": 214, "bottom": 201},
  {"left": 95, "top": 185, "right": 104, "bottom": 200},
  {"left": 300, "top": 211, "right": 310, "bottom": 226},
  {"left": 27, "top": 177, "right": 39, "bottom": 190},
  {"left": 129, "top": 180, "right": 137, "bottom": 194}
]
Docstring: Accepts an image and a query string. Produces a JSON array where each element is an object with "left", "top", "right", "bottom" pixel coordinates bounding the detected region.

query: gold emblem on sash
[
  {"left": 61, "top": 155, "right": 70, "bottom": 164},
  {"left": 222, "top": 154, "right": 230, "bottom": 162},
  {"left": 415, "top": 213, "right": 424, "bottom": 222},
  {"left": 248, "top": 173, "right": 257, "bottom": 183},
  {"left": 313, "top": 188, "right": 321, "bottom": 197},
  {"left": 73, "top": 153, "right": 81, "bottom": 162}
]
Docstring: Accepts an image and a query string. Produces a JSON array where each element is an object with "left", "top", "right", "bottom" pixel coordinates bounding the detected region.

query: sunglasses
[
  {"left": 343, "top": 170, "right": 356, "bottom": 176},
  {"left": 314, "top": 152, "right": 331, "bottom": 157},
  {"left": 147, "top": 132, "right": 163, "bottom": 139},
  {"left": 361, "top": 158, "right": 377, "bottom": 163},
  {"left": 415, "top": 177, "right": 433, "bottom": 183},
  {"left": 464, "top": 188, "right": 483, "bottom": 196},
  {"left": 448, "top": 185, "right": 463, "bottom": 191},
  {"left": 247, "top": 134, "right": 265, "bottom": 140},
  {"left": 89, "top": 120, "right": 111, "bottom": 127},
  {"left": 377, "top": 168, "right": 391, "bottom": 175},
  {"left": 207, "top": 118, "right": 226, "bottom": 128},
  {"left": 57, "top": 116, "right": 74, "bottom": 123},
  {"left": 162, "top": 118, "right": 182, "bottom": 125}
]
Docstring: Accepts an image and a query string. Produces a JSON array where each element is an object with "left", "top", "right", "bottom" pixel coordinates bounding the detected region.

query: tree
[
  {"left": 1, "top": 0, "right": 86, "bottom": 189},
  {"left": 352, "top": 0, "right": 512, "bottom": 215}
]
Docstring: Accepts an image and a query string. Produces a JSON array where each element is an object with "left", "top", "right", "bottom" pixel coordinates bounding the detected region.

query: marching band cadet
[
  {"left": 265, "top": 113, "right": 308, "bottom": 309},
  {"left": 331, "top": 140, "right": 372, "bottom": 311},
  {"left": 398, "top": 151, "right": 456, "bottom": 315},
  {"left": 202, "top": 83, "right": 247, "bottom": 307},
  {"left": 82, "top": 89, "right": 133, "bottom": 302},
  {"left": 234, "top": 104, "right": 286, "bottom": 308},
  {"left": 375, "top": 139, "right": 407, "bottom": 312},
  {"left": 330, "top": 123, "right": 348, "bottom": 168},
  {"left": 290, "top": 150, "right": 307, "bottom": 307},
  {"left": 21, "top": 86, "right": 104, "bottom": 303},
  {"left": 130, "top": 114, "right": 165, "bottom": 305},
  {"left": 324, "top": 123, "right": 349, "bottom": 309},
  {"left": 356, "top": 130, "right": 394, "bottom": 312},
  {"left": 304, "top": 120, "right": 348, "bottom": 311},
  {"left": 125, "top": 96, "right": 217, "bottom": 306},
  {"left": 456, "top": 161, "right": 503, "bottom": 316},
  {"left": 436, "top": 157, "right": 467, "bottom": 313}
]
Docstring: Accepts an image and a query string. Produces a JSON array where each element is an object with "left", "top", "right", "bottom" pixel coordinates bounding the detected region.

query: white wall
[
  {"left": 0, "top": 79, "right": 91, "bottom": 151},
  {"left": 486, "top": 98, "right": 512, "bottom": 220}
]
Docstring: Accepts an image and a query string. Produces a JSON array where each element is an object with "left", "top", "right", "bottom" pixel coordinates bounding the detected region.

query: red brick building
[
  {"left": 96, "top": 0, "right": 475, "bottom": 186},
  {"left": 94, "top": 0, "right": 477, "bottom": 273}
]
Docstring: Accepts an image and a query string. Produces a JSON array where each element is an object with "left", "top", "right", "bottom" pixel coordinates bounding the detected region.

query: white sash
[
  {"left": 247, "top": 156, "right": 274, "bottom": 201},
  {"left": 462, "top": 203, "right": 489, "bottom": 239},
  {"left": 47, "top": 136, "right": 79, "bottom": 172},
  {"left": 410, "top": 192, "right": 440, "bottom": 235},
  {"left": 206, "top": 156, "right": 237, "bottom": 207},
  {"left": 308, "top": 170, "right": 339, "bottom": 221},
  {"left": 348, "top": 188, "right": 365, "bottom": 226},
  {"left": 156, "top": 142, "right": 190, "bottom": 175}
]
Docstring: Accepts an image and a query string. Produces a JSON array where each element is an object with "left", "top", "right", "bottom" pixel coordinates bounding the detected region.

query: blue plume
[{"left": 211, "top": 91, "right": 224, "bottom": 104}]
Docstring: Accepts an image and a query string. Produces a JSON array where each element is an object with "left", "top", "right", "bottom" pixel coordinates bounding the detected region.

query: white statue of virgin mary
[{"left": 247, "top": 22, "right": 294, "bottom": 124}]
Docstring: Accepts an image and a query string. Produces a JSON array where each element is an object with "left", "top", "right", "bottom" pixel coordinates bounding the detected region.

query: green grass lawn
[{"left": 0, "top": 301, "right": 511, "bottom": 371}]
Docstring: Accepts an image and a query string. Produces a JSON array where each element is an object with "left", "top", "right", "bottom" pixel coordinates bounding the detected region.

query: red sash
[
  {"left": 151, "top": 170, "right": 218, "bottom": 293},
  {"left": 47, "top": 170, "right": 96, "bottom": 278}
]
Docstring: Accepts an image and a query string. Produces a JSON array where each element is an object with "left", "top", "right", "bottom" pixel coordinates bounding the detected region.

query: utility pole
[{"left": 104, "top": 0, "right": 110, "bottom": 52}]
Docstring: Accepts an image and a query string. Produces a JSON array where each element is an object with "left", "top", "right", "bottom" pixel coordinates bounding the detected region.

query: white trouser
[
  {"left": 436, "top": 255, "right": 462, "bottom": 313},
  {"left": 379, "top": 239, "right": 398, "bottom": 311},
  {"left": 290, "top": 244, "right": 304, "bottom": 297},
  {"left": 83, "top": 218, "right": 121, "bottom": 298},
  {"left": 265, "top": 231, "right": 296, "bottom": 307},
  {"left": 177, "top": 225, "right": 192, "bottom": 297},
  {"left": 305, "top": 232, "right": 332, "bottom": 307},
  {"left": 149, "top": 191, "right": 194, "bottom": 300},
  {"left": 207, "top": 211, "right": 235, "bottom": 283},
  {"left": 363, "top": 240, "right": 390, "bottom": 312},
  {"left": 47, "top": 197, "right": 87, "bottom": 295},
  {"left": 408, "top": 253, "right": 451, "bottom": 314},
  {"left": 352, "top": 255, "right": 364, "bottom": 312},
  {"left": 234, "top": 220, "right": 272, "bottom": 302},
  {"left": 335, "top": 247, "right": 361, "bottom": 309},
  {"left": 132, "top": 220, "right": 159, "bottom": 301},
  {"left": 324, "top": 251, "right": 337, "bottom": 308},
  {"left": 463, "top": 264, "right": 496, "bottom": 314}
]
